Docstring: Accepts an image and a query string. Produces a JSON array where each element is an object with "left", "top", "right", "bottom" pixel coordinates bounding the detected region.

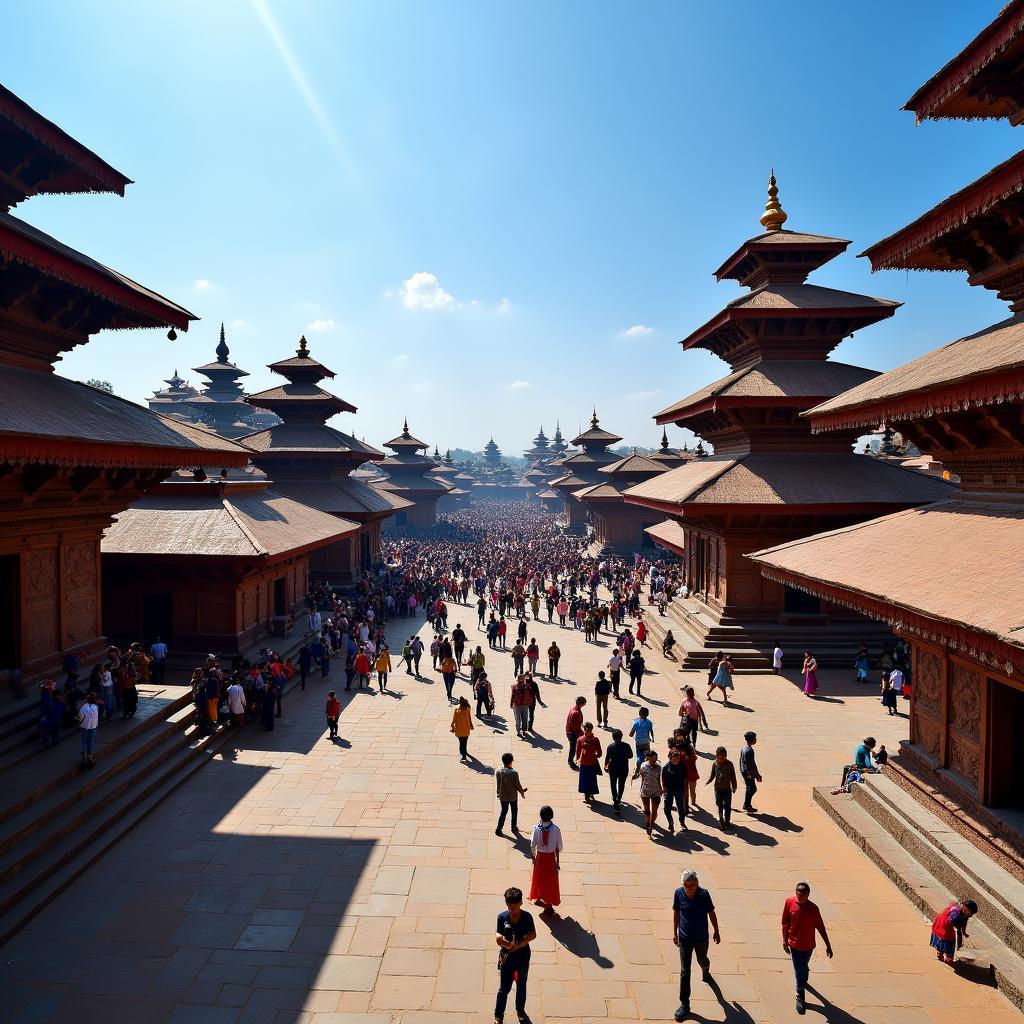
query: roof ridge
[{"left": 220, "top": 493, "right": 267, "bottom": 557}]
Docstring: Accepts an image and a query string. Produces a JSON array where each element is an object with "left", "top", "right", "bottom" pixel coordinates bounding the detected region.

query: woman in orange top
[{"left": 451, "top": 695, "right": 474, "bottom": 762}]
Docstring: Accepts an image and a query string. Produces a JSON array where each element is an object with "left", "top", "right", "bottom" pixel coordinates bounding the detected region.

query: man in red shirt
[
  {"left": 782, "top": 881, "right": 833, "bottom": 1015},
  {"left": 565, "top": 696, "right": 586, "bottom": 771}
]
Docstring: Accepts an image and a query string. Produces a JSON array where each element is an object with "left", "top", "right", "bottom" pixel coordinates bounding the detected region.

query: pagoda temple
[
  {"left": 751, "top": 6, "right": 1024, "bottom": 810},
  {"left": 576, "top": 450, "right": 671, "bottom": 553},
  {"left": 649, "top": 428, "right": 693, "bottom": 471},
  {"left": 625, "top": 177, "right": 952, "bottom": 668},
  {"left": 186, "top": 323, "right": 261, "bottom": 438},
  {"left": 549, "top": 410, "right": 622, "bottom": 531},
  {"left": 429, "top": 447, "right": 469, "bottom": 511},
  {"left": 550, "top": 422, "right": 569, "bottom": 456},
  {"left": 0, "top": 84, "right": 249, "bottom": 685},
  {"left": 102, "top": 464, "right": 357, "bottom": 654},
  {"left": 375, "top": 420, "right": 449, "bottom": 532},
  {"left": 522, "top": 425, "right": 562, "bottom": 500},
  {"left": 147, "top": 369, "right": 198, "bottom": 419},
  {"left": 238, "top": 336, "right": 410, "bottom": 581}
]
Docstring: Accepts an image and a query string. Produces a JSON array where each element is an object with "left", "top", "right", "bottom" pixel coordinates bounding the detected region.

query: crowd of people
[{"left": 32, "top": 497, "right": 970, "bottom": 1023}]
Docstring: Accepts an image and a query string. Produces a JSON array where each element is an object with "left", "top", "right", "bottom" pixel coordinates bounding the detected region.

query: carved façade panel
[
  {"left": 949, "top": 662, "right": 982, "bottom": 740},
  {"left": 23, "top": 547, "right": 58, "bottom": 660},
  {"left": 62, "top": 540, "right": 98, "bottom": 646},
  {"left": 913, "top": 708, "right": 942, "bottom": 761},
  {"left": 914, "top": 647, "right": 944, "bottom": 713},
  {"left": 948, "top": 733, "right": 980, "bottom": 793}
]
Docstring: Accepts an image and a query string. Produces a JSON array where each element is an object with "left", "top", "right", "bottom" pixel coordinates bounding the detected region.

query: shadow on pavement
[{"left": 542, "top": 911, "right": 614, "bottom": 968}]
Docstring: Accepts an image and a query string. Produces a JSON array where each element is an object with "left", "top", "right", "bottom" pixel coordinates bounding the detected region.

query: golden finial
[
  {"left": 760, "top": 169, "right": 788, "bottom": 233},
  {"left": 297, "top": 334, "right": 309, "bottom": 357},
  {"left": 402, "top": 417, "right": 410, "bottom": 437},
  {"left": 591, "top": 407, "right": 599, "bottom": 428}
]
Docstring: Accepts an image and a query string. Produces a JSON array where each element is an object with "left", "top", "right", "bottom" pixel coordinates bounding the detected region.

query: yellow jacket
[
  {"left": 374, "top": 652, "right": 392, "bottom": 673},
  {"left": 450, "top": 705, "right": 474, "bottom": 737}
]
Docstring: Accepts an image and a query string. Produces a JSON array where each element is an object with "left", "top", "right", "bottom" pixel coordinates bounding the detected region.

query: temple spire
[
  {"left": 216, "top": 322, "right": 229, "bottom": 363},
  {"left": 661, "top": 427, "right": 670, "bottom": 451},
  {"left": 591, "top": 407, "right": 599, "bottom": 428},
  {"left": 760, "top": 170, "right": 788, "bottom": 233},
  {"left": 402, "top": 417, "right": 410, "bottom": 438},
  {"left": 297, "top": 334, "right": 309, "bottom": 357}
]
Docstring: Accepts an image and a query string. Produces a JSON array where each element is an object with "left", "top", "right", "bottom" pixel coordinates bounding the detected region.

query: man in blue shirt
[
  {"left": 148, "top": 637, "right": 168, "bottom": 685},
  {"left": 494, "top": 886, "right": 536, "bottom": 1024},
  {"left": 671, "top": 869, "right": 721, "bottom": 1020},
  {"left": 629, "top": 707, "right": 655, "bottom": 764}
]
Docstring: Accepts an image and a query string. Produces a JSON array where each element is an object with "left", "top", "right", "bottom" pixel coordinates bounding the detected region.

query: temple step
[
  {"left": 0, "top": 714, "right": 235, "bottom": 947},
  {"left": 814, "top": 778, "right": 1024, "bottom": 1011},
  {"left": 637, "top": 598, "right": 894, "bottom": 673}
]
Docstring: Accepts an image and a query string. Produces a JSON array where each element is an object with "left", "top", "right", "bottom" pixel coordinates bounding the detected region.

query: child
[
  {"left": 930, "top": 898, "right": 977, "bottom": 965},
  {"left": 325, "top": 690, "right": 340, "bottom": 739},
  {"left": 875, "top": 744, "right": 889, "bottom": 767},
  {"left": 706, "top": 745, "right": 738, "bottom": 829}
]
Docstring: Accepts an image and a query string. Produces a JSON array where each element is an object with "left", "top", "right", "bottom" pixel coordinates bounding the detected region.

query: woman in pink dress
[{"left": 801, "top": 650, "right": 819, "bottom": 697}]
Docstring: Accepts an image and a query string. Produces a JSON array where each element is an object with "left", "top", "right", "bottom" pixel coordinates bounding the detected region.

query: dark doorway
[
  {"left": 989, "top": 679, "right": 1024, "bottom": 809},
  {"left": 784, "top": 585, "right": 821, "bottom": 614},
  {"left": 273, "top": 577, "right": 286, "bottom": 617},
  {"left": 360, "top": 532, "right": 371, "bottom": 569},
  {"left": 142, "top": 593, "right": 174, "bottom": 647},
  {"left": 0, "top": 554, "right": 20, "bottom": 670}
]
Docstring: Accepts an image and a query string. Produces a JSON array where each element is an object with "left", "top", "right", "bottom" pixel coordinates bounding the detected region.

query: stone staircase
[
  {"left": 0, "top": 690, "right": 238, "bottom": 946},
  {"left": 638, "top": 596, "right": 893, "bottom": 673},
  {"left": 815, "top": 773, "right": 1024, "bottom": 1010}
]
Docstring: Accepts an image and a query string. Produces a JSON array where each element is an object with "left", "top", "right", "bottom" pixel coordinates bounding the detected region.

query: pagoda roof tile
[
  {"left": 0, "top": 212, "right": 196, "bottom": 330},
  {"left": 0, "top": 365, "right": 248, "bottom": 467},
  {"left": 245, "top": 383, "right": 356, "bottom": 413},
  {"left": 624, "top": 452, "right": 953, "bottom": 508},
  {"left": 725, "top": 283, "right": 898, "bottom": 313},
  {"left": 102, "top": 487, "right": 358, "bottom": 559},
  {"left": 644, "top": 519, "right": 687, "bottom": 555},
  {"left": 239, "top": 423, "right": 382, "bottom": 458},
  {"left": 902, "top": 0, "right": 1024, "bottom": 122},
  {"left": 267, "top": 477, "right": 414, "bottom": 514},
  {"left": 655, "top": 360, "right": 880, "bottom": 423},
  {"left": 806, "top": 313, "right": 1024, "bottom": 432},
  {"left": 748, "top": 498, "right": 1024, "bottom": 664},
  {"left": 862, "top": 147, "right": 1024, "bottom": 272},
  {"left": 0, "top": 84, "right": 132, "bottom": 207},
  {"left": 599, "top": 453, "right": 668, "bottom": 476}
]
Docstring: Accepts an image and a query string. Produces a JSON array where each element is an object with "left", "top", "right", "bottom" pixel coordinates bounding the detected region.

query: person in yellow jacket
[
  {"left": 374, "top": 644, "right": 392, "bottom": 693},
  {"left": 451, "top": 695, "right": 474, "bottom": 762}
]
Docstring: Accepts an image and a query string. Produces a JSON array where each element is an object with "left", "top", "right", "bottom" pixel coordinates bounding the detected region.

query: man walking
[
  {"left": 511, "top": 675, "right": 533, "bottom": 737},
  {"left": 739, "top": 731, "right": 762, "bottom": 813},
  {"left": 410, "top": 635, "right": 424, "bottom": 676},
  {"left": 629, "top": 706, "right": 654, "bottom": 763},
  {"left": 149, "top": 636, "right": 168, "bottom": 685},
  {"left": 547, "top": 641, "right": 560, "bottom": 679},
  {"left": 78, "top": 691, "right": 99, "bottom": 770},
  {"left": 628, "top": 648, "right": 646, "bottom": 695},
  {"left": 672, "top": 869, "right": 720, "bottom": 1021},
  {"left": 495, "top": 752, "right": 528, "bottom": 834},
  {"left": 782, "top": 881, "right": 833, "bottom": 1014},
  {"left": 565, "top": 696, "right": 586, "bottom": 770},
  {"left": 604, "top": 729, "right": 633, "bottom": 817}
]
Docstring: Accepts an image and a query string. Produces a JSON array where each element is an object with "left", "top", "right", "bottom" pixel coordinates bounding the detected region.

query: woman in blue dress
[{"left": 706, "top": 652, "right": 735, "bottom": 706}]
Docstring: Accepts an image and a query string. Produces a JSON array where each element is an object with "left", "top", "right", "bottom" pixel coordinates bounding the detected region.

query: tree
[{"left": 84, "top": 378, "right": 114, "bottom": 394}]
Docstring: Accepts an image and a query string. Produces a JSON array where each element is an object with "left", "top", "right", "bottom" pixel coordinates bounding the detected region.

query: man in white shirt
[
  {"left": 227, "top": 680, "right": 246, "bottom": 726},
  {"left": 889, "top": 668, "right": 904, "bottom": 694},
  {"left": 78, "top": 692, "right": 99, "bottom": 770},
  {"left": 773, "top": 646, "right": 784, "bottom": 675},
  {"left": 607, "top": 651, "right": 623, "bottom": 699}
]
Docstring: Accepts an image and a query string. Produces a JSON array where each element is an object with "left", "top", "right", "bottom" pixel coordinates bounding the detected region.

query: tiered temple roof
[
  {"left": 239, "top": 335, "right": 410, "bottom": 518},
  {"left": 627, "top": 175, "right": 950, "bottom": 514}
]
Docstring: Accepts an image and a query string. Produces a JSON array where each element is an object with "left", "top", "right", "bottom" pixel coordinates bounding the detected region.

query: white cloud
[
  {"left": 391, "top": 353, "right": 409, "bottom": 367},
  {"left": 193, "top": 279, "right": 211, "bottom": 290},
  {"left": 626, "top": 389, "right": 662, "bottom": 401},
  {"left": 620, "top": 324, "right": 654, "bottom": 338},
  {"left": 508, "top": 380, "right": 531, "bottom": 391},
  {"left": 412, "top": 380, "right": 431, "bottom": 393},
  {"left": 306, "top": 319, "right": 336, "bottom": 332},
  {"left": 497, "top": 297, "right": 511, "bottom": 315},
  {"left": 469, "top": 299, "right": 483, "bottom": 308},
  {"left": 401, "top": 272, "right": 457, "bottom": 311},
  {"left": 231, "top": 319, "right": 248, "bottom": 329}
]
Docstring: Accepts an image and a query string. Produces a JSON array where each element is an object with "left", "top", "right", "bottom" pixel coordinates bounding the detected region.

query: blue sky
[{"left": 3, "top": 1, "right": 1015, "bottom": 454}]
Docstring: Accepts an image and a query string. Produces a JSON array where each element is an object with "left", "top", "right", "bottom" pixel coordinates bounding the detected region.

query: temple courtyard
[{"left": 4, "top": 604, "right": 1018, "bottom": 1024}]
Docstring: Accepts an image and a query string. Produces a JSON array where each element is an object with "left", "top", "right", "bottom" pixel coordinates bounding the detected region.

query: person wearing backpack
[{"left": 474, "top": 671, "right": 494, "bottom": 718}]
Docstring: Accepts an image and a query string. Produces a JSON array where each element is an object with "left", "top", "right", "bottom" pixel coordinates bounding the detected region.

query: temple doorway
[
  {"left": 0, "top": 554, "right": 19, "bottom": 670},
  {"left": 142, "top": 593, "right": 174, "bottom": 648},
  {"left": 989, "top": 679, "right": 1024, "bottom": 810},
  {"left": 784, "top": 585, "right": 821, "bottom": 615},
  {"left": 273, "top": 577, "right": 286, "bottom": 617}
]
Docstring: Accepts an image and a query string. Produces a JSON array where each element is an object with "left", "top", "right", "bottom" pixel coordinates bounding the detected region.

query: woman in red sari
[
  {"left": 529, "top": 805, "right": 563, "bottom": 909},
  {"left": 930, "top": 898, "right": 977, "bottom": 965}
]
